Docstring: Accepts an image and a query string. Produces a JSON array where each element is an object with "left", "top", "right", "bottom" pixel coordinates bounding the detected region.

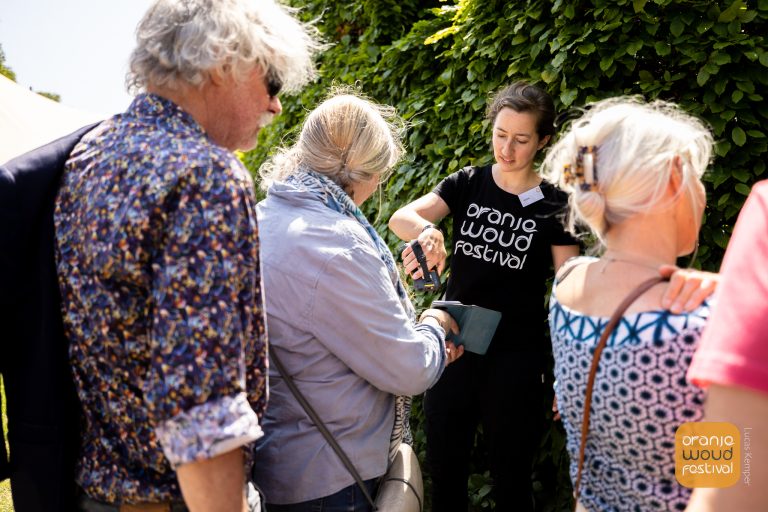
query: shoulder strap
[
  {"left": 572, "top": 275, "right": 667, "bottom": 508},
  {"left": 268, "top": 347, "right": 378, "bottom": 510}
]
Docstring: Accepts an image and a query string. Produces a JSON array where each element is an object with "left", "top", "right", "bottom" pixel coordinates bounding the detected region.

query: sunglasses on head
[{"left": 266, "top": 69, "right": 282, "bottom": 98}]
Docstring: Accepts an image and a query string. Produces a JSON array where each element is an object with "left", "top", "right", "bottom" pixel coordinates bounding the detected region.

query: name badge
[{"left": 518, "top": 186, "right": 544, "bottom": 207}]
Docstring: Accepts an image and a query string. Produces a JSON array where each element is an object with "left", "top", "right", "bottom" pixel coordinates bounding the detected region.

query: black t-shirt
[{"left": 433, "top": 165, "right": 577, "bottom": 354}]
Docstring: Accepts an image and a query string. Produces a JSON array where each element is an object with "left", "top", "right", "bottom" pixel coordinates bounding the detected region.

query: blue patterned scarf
[{"left": 285, "top": 166, "right": 414, "bottom": 457}]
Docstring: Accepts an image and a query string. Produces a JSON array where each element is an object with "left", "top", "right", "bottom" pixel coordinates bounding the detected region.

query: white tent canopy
[{"left": 0, "top": 74, "right": 103, "bottom": 164}]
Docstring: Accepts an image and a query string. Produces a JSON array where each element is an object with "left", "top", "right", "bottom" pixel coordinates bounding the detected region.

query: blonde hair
[
  {"left": 259, "top": 89, "right": 405, "bottom": 195},
  {"left": 127, "top": 0, "right": 324, "bottom": 93},
  {"left": 542, "top": 97, "right": 713, "bottom": 243}
]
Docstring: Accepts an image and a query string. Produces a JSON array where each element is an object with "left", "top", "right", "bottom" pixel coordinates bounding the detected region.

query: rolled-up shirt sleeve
[{"left": 147, "top": 160, "right": 264, "bottom": 467}]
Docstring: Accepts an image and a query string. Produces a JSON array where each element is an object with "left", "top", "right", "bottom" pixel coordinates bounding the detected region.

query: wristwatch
[{"left": 422, "top": 223, "right": 441, "bottom": 234}]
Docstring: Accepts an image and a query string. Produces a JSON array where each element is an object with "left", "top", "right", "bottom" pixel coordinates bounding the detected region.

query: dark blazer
[{"left": 0, "top": 123, "right": 99, "bottom": 511}]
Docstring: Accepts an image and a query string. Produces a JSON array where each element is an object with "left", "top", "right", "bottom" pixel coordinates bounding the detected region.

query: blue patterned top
[
  {"left": 549, "top": 263, "right": 708, "bottom": 512},
  {"left": 54, "top": 94, "right": 267, "bottom": 503}
]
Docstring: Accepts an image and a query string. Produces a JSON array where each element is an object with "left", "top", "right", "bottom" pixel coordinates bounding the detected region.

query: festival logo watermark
[{"left": 675, "top": 422, "right": 741, "bottom": 488}]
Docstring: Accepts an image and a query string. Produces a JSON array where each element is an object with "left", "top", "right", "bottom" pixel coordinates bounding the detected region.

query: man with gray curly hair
[{"left": 53, "top": 1, "right": 322, "bottom": 510}]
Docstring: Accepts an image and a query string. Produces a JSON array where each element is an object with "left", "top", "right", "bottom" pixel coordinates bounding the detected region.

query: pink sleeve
[{"left": 688, "top": 181, "right": 768, "bottom": 395}]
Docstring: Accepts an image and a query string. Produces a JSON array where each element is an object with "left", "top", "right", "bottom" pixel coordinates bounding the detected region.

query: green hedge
[{"left": 244, "top": 1, "right": 768, "bottom": 509}]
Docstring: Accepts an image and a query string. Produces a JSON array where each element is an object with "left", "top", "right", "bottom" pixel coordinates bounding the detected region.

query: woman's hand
[
  {"left": 659, "top": 265, "right": 719, "bottom": 313},
  {"left": 401, "top": 227, "right": 447, "bottom": 279},
  {"left": 419, "top": 308, "right": 464, "bottom": 365},
  {"left": 444, "top": 341, "right": 464, "bottom": 366}
]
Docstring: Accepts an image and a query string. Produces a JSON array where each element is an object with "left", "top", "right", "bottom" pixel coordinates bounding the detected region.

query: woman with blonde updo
[
  {"left": 543, "top": 97, "right": 714, "bottom": 511},
  {"left": 253, "top": 90, "right": 462, "bottom": 511}
]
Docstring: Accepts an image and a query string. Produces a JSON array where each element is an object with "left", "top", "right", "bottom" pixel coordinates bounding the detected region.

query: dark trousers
[
  {"left": 424, "top": 350, "right": 546, "bottom": 512},
  {"left": 267, "top": 478, "right": 379, "bottom": 512}
]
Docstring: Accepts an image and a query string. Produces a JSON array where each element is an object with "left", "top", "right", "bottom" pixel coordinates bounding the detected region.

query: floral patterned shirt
[{"left": 54, "top": 94, "right": 267, "bottom": 503}]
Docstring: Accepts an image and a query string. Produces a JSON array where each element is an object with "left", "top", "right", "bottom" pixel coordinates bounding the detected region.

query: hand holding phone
[{"left": 408, "top": 239, "right": 441, "bottom": 292}]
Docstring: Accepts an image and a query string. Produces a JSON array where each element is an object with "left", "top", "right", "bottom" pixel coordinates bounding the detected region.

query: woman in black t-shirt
[{"left": 389, "top": 81, "right": 579, "bottom": 511}]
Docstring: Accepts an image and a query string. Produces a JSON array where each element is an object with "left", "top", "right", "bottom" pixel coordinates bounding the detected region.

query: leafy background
[{"left": 243, "top": 1, "right": 767, "bottom": 510}]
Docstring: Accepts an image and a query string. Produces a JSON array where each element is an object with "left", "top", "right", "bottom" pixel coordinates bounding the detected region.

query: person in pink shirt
[{"left": 686, "top": 180, "right": 768, "bottom": 511}]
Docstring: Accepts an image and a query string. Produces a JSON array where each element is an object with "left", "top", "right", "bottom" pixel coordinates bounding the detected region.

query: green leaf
[
  {"left": 696, "top": 69, "right": 710, "bottom": 86},
  {"left": 732, "top": 89, "right": 744, "bottom": 103},
  {"left": 639, "top": 70, "right": 653, "bottom": 81},
  {"left": 578, "top": 43, "right": 596, "bottom": 55},
  {"left": 552, "top": 51, "right": 567, "bottom": 68},
  {"left": 560, "top": 88, "right": 578, "bottom": 106},
  {"left": 735, "top": 183, "right": 752, "bottom": 195},
  {"left": 717, "top": 193, "right": 730, "bottom": 207},
  {"left": 715, "top": 140, "right": 731, "bottom": 156},
  {"left": 541, "top": 68, "right": 558, "bottom": 83},
  {"left": 739, "top": 10, "right": 757, "bottom": 22},
  {"left": 461, "top": 89, "right": 476, "bottom": 103},
  {"left": 626, "top": 40, "right": 644, "bottom": 55},
  {"left": 424, "top": 25, "right": 459, "bottom": 45},
  {"left": 600, "top": 56, "right": 614, "bottom": 71},
  {"left": 712, "top": 229, "right": 729, "bottom": 249},
  {"left": 697, "top": 21, "right": 714, "bottom": 34},
  {"left": 732, "top": 168, "right": 750, "bottom": 182},
  {"left": 670, "top": 18, "right": 685, "bottom": 37},
  {"left": 732, "top": 126, "right": 747, "bottom": 146},
  {"left": 747, "top": 130, "right": 766, "bottom": 138},
  {"left": 511, "top": 34, "right": 527, "bottom": 45},
  {"left": 633, "top": 0, "right": 647, "bottom": 13},
  {"left": 654, "top": 42, "right": 671, "bottom": 56},
  {"left": 712, "top": 169, "right": 730, "bottom": 188},
  {"left": 736, "top": 81, "right": 756, "bottom": 94},
  {"left": 714, "top": 80, "right": 727, "bottom": 96},
  {"left": 709, "top": 117, "right": 727, "bottom": 136},
  {"left": 719, "top": 0, "right": 747, "bottom": 22},
  {"left": 760, "top": 52, "right": 768, "bottom": 68},
  {"left": 711, "top": 52, "right": 732, "bottom": 65}
]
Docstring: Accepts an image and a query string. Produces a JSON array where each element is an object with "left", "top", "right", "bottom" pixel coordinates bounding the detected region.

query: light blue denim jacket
[{"left": 253, "top": 180, "right": 446, "bottom": 504}]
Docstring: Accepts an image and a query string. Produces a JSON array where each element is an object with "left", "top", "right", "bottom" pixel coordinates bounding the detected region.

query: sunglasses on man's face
[{"left": 266, "top": 69, "right": 282, "bottom": 98}]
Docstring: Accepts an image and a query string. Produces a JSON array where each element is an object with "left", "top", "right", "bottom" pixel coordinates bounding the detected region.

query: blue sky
[{"left": 0, "top": 0, "right": 154, "bottom": 118}]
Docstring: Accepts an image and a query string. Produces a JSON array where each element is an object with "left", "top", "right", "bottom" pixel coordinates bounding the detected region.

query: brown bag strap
[{"left": 572, "top": 275, "right": 668, "bottom": 507}]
